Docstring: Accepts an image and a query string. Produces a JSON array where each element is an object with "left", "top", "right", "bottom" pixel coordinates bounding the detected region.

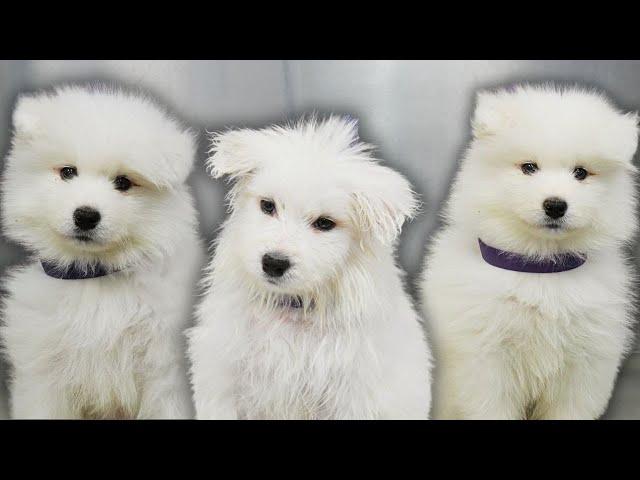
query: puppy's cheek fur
[{"left": 3, "top": 176, "right": 58, "bottom": 245}]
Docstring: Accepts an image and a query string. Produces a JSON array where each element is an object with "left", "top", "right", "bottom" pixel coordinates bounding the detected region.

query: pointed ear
[
  {"left": 471, "top": 90, "right": 512, "bottom": 139},
  {"left": 351, "top": 163, "right": 420, "bottom": 246},
  {"left": 206, "top": 129, "right": 261, "bottom": 181},
  {"left": 12, "top": 95, "right": 42, "bottom": 139}
]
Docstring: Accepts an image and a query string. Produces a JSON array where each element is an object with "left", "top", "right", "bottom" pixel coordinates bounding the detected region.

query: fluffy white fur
[
  {"left": 188, "top": 117, "right": 431, "bottom": 419},
  {"left": 421, "top": 85, "right": 639, "bottom": 419},
  {"left": 1, "top": 86, "right": 204, "bottom": 419}
]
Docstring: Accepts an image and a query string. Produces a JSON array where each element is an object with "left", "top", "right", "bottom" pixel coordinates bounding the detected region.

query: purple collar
[
  {"left": 278, "top": 295, "right": 304, "bottom": 309},
  {"left": 41, "top": 261, "right": 114, "bottom": 280},
  {"left": 276, "top": 295, "right": 318, "bottom": 310},
  {"left": 277, "top": 295, "right": 308, "bottom": 309},
  {"left": 478, "top": 239, "right": 586, "bottom": 273}
]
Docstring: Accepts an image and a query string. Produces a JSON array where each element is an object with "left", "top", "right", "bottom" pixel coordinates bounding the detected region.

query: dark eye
[
  {"left": 60, "top": 166, "right": 77, "bottom": 180},
  {"left": 573, "top": 167, "right": 589, "bottom": 181},
  {"left": 312, "top": 217, "right": 336, "bottom": 231},
  {"left": 260, "top": 199, "right": 276, "bottom": 215},
  {"left": 113, "top": 175, "right": 133, "bottom": 192},
  {"left": 521, "top": 162, "right": 538, "bottom": 175}
]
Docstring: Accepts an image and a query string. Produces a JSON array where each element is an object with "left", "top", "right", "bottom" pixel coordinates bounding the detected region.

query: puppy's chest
[
  {"left": 236, "top": 321, "right": 362, "bottom": 420},
  {"left": 465, "top": 269, "right": 630, "bottom": 366},
  {"left": 16, "top": 278, "right": 157, "bottom": 417}
]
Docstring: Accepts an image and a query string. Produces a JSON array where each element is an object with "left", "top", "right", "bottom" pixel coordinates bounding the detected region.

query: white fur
[
  {"left": 420, "top": 85, "right": 639, "bottom": 419},
  {"left": 188, "top": 117, "right": 431, "bottom": 419},
  {"left": 1, "top": 86, "right": 204, "bottom": 419}
]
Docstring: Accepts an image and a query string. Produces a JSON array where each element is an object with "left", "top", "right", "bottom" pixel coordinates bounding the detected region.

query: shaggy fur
[
  {"left": 188, "top": 117, "right": 432, "bottom": 419},
  {"left": 421, "top": 85, "right": 639, "bottom": 419},
  {"left": 1, "top": 86, "right": 204, "bottom": 419}
]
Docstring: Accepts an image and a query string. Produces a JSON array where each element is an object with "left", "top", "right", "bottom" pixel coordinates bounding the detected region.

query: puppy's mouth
[
  {"left": 534, "top": 219, "right": 579, "bottom": 237},
  {"left": 523, "top": 216, "right": 568, "bottom": 232},
  {"left": 264, "top": 275, "right": 292, "bottom": 287},
  {"left": 74, "top": 234, "right": 95, "bottom": 242},
  {"left": 541, "top": 217, "right": 578, "bottom": 232},
  {"left": 262, "top": 270, "right": 293, "bottom": 285},
  {"left": 57, "top": 230, "right": 107, "bottom": 249},
  {"left": 70, "top": 231, "right": 105, "bottom": 245},
  {"left": 519, "top": 216, "right": 573, "bottom": 237},
  {"left": 544, "top": 222, "right": 563, "bottom": 230}
]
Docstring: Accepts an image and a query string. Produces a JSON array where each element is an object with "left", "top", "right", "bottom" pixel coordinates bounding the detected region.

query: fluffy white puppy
[
  {"left": 421, "top": 85, "right": 638, "bottom": 419},
  {"left": 1, "top": 86, "right": 204, "bottom": 419},
  {"left": 188, "top": 117, "right": 431, "bottom": 419}
]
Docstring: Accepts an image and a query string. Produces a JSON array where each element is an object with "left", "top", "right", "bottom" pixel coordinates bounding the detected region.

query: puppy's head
[
  {"left": 2, "top": 86, "right": 197, "bottom": 269},
  {"left": 209, "top": 116, "right": 417, "bottom": 295},
  {"left": 457, "top": 85, "right": 638, "bottom": 254}
]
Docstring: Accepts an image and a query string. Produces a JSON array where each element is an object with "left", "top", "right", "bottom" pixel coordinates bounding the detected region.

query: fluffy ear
[
  {"left": 471, "top": 90, "right": 512, "bottom": 139},
  {"left": 206, "top": 129, "right": 261, "bottom": 181},
  {"left": 351, "top": 163, "right": 420, "bottom": 246},
  {"left": 616, "top": 111, "right": 639, "bottom": 166},
  {"left": 12, "top": 95, "right": 42, "bottom": 139}
]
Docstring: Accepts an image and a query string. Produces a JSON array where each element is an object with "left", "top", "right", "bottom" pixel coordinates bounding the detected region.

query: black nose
[
  {"left": 262, "top": 253, "right": 291, "bottom": 278},
  {"left": 543, "top": 197, "right": 568, "bottom": 219},
  {"left": 73, "top": 206, "right": 101, "bottom": 231}
]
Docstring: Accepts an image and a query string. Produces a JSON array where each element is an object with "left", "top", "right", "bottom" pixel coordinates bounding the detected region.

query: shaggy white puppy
[
  {"left": 188, "top": 117, "right": 431, "bottom": 419},
  {"left": 421, "top": 85, "right": 638, "bottom": 419},
  {"left": 1, "top": 86, "right": 204, "bottom": 419}
]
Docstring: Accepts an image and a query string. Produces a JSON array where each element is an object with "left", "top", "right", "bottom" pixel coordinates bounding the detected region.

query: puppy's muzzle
[
  {"left": 73, "top": 206, "right": 101, "bottom": 231},
  {"left": 262, "top": 252, "right": 291, "bottom": 278}
]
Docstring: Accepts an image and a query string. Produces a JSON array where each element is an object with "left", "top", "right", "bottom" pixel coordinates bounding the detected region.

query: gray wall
[{"left": 0, "top": 60, "right": 639, "bottom": 419}]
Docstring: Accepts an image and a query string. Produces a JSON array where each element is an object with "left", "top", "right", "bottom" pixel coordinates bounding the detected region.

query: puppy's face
[
  {"left": 4, "top": 152, "right": 160, "bottom": 258},
  {"left": 231, "top": 166, "right": 355, "bottom": 292},
  {"left": 210, "top": 118, "right": 417, "bottom": 296},
  {"left": 2, "top": 88, "right": 196, "bottom": 268},
  {"left": 459, "top": 88, "right": 638, "bottom": 252},
  {"left": 470, "top": 142, "right": 634, "bottom": 242}
]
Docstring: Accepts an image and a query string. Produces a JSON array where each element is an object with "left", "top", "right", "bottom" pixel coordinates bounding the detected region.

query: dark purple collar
[
  {"left": 41, "top": 261, "right": 114, "bottom": 280},
  {"left": 478, "top": 239, "right": 586, "bottom": 273},
  {"left": 278, "top": 295, "right": 305, "bottom": 309}
]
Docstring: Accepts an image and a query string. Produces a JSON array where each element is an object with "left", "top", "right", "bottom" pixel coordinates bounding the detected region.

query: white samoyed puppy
[
  {"left": 421, "top": 85, "right": 639, "bottom": 419},
  {"left": 188, "top": 117, "right": 432, "bottom": 419},
  {"left": 1, "top": 86, "right": 204, "bottom": 419}
]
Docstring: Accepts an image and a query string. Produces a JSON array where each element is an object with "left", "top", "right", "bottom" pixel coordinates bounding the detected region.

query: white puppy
[
  {"left": 1, "top": 86, "right": 204, "bottom": 419},
  {"left": 188, "top": 117, "right": 431, "bottom": 419},
  {"left": 421, "top": 85, "right": 638, "bottom": 419}
]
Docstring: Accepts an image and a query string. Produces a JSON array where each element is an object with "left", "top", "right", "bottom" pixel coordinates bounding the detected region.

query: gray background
[{"left": 0, "top": 60, "right": 638, "bottom": 419}]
